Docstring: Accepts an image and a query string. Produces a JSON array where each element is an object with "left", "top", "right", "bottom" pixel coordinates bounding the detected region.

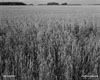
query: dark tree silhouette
[
  {"left": 47, "top": 2, "right": 59, "bottom": 5},
  {"left": 61, "top": 3, "right": 67, "bottom": 5},
  {"left": 0, "top": 2, "right": 26, "bottom": 5}
]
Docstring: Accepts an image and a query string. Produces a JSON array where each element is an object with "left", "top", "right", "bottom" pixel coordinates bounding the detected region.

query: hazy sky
[{"left": 0, "top": 0, "right": 100, "bottom": 4}]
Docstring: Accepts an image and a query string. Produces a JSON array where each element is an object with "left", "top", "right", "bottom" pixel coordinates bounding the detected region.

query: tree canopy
[
  {"left": 0, "top": 2, "right": 26, "bottom": 5},
  {"left": 47, "top": 2, "right": 59, "bottom": 5}
]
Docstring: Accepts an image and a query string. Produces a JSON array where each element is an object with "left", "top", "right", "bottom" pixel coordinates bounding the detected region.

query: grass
[{"left": 0, "top": 14, "right": 100, "bottom": 80}]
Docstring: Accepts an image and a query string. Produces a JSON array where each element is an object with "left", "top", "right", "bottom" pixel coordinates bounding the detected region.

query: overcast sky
[{"left": 0, "top": 0, "right": 100, "bottom": 4}]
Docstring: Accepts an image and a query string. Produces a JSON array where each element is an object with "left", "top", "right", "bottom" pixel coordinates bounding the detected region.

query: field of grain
[{"left": 0, "top": 6, "right": 100, "bottom": 80}]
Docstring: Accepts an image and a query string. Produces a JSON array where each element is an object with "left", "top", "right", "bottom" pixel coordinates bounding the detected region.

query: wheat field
[{"left": 0, "top": 6, "right": 100, "bottom": 80}]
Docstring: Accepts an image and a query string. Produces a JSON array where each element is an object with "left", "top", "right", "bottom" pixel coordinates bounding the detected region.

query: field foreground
[{"left": 0, "top": 6, "right": 100, "bottom": 80}]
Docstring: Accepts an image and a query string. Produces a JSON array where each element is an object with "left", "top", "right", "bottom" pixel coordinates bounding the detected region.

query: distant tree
[
  {"left": 0, "top": 2, "right": 26, "bottom": 5},
  {"left": 47, "top": 2, "right": 59, "bottom": 5},
  {"left": 61, "top": 3, "right": 67, "bottom": 5}
]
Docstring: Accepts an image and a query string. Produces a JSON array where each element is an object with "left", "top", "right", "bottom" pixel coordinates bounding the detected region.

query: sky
[{"left": 0, "top": 0, "right": 100, "bottom": 4}]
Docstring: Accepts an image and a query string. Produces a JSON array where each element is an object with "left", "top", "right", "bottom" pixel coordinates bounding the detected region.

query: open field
[{"left": 0, "top": 6, "right": 100, "bottom": 80}]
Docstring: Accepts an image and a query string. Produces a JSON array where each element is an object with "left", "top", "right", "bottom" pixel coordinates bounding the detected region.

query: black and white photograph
[{"left": 0, "top": 0, "right": 100, "bottom": 80}]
